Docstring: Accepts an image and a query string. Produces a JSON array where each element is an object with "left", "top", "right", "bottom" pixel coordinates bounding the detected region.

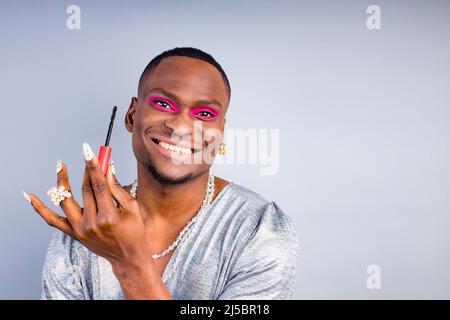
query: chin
[{"left": 146, "top": 159, "right": 195, "bottom": 186}]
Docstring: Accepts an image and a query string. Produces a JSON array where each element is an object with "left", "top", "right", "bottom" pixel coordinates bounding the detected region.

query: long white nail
[
  {"left": 22, "top": 191, "right": 31, "bottom": 203},
  {"left": 111, "top": 161, "right": 116, "bottom": 176},
  {"left": 56, "top": 159, "right": 62, "bottom": 174},
  {"left": 82, "top": 143, "right": 94, "bottom": 161}
]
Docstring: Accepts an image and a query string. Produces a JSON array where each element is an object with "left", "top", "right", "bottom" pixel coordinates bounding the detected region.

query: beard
[{"left": 145, "top": 155, "right": 195, "bottom": 186}]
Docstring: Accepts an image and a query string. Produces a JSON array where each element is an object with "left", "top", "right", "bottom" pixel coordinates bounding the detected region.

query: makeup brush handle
[{"left": 98, "top": 145, "right": 112, "bottom": 175}]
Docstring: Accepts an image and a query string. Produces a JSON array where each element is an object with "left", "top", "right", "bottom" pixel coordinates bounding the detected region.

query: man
[{"left": 24, "top": 47, "right": 300, "bottom": 299}]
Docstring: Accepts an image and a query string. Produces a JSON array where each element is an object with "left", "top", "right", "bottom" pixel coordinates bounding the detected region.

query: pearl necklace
[{"left": 129, "top": 174, "right": 215, "bottom": 260}]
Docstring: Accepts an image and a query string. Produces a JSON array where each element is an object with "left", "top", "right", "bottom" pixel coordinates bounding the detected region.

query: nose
[{"left": 164, "top": 111, "right": 199, "bottom": 137}]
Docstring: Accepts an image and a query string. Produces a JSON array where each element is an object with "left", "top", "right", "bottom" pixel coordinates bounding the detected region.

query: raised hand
[{"left": 25, "top": 143, "right": 150, "bottom": 268}]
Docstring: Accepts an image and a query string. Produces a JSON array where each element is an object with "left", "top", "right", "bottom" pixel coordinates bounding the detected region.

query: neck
[{"left": 135, "top": 162, "right": 211, "bottom": 224}]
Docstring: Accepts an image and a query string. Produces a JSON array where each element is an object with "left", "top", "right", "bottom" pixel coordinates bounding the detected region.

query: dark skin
[{"left": 27, "top": 56, "right": 230, "bottom": 299}]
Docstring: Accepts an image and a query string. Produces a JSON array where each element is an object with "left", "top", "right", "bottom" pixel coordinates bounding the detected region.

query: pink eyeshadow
[
  {"left": 189, "top": 107, "right": 220, "bottom": 120},
  {"left": 147, "top": 96, "right": 180, "bottom": 113}
]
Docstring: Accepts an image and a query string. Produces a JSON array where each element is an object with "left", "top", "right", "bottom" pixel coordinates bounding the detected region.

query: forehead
[{"left": 141, "top": 56, "right": 229, "bottom": 108}]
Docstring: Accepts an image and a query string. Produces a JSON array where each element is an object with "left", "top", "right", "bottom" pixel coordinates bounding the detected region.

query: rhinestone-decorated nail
[
  {"left": 56, "top": 159, "right": 62, "bottom": 174},
  {"left": 22, "top": 191, "right": 31, "bottom": 203},
  {"left": 82, "top": 142, "right": 94, "bottom": 161}
]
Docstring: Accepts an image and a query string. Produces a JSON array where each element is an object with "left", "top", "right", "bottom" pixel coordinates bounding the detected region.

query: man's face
[{"left": 125, "top": 56, "right": 229, "bottom": 184}]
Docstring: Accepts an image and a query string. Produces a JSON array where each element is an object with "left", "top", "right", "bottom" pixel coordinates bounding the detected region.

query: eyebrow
[{"left": 148, "top": 87, "right": 223, "bottom": 109}]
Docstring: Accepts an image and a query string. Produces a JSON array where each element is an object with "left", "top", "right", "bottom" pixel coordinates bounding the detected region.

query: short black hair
[{"left": 138, "top": 47, "right": 231, "bottom": 102}]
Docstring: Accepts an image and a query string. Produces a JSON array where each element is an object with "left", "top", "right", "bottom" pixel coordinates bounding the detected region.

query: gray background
[{"left": 1, "top": 0, "right": 449, "bottom": 299}]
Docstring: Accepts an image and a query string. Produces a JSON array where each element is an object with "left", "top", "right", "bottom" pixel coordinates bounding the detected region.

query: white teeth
[{"left": 158, "top": 141, "right": 192, "bottom": 154}]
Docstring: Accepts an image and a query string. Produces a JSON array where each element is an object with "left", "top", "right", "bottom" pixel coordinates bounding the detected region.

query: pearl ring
[{"left": 47, "top": 185, "right": 72, "bottom": 206}]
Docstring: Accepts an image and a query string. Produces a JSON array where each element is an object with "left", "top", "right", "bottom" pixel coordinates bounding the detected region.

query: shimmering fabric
[{"left": 41, "top": 181, "right": 301, "bottom": 300}]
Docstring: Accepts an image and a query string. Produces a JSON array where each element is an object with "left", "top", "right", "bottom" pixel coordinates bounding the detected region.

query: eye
[
  {"left": 147, "top": 96, "right": 178, "bottom": 113},
  {"left": 198, "top": 111, "right": 213, "bottom": 117},
  {"left": 191, "top": 107, "right": 220, "bottom": 120},
  {"left": 154, "top": 100, "right": 171, "bottom": 110}
]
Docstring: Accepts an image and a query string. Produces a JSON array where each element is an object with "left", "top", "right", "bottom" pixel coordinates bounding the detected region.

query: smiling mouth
[{"left": 150, "top": 138, "right": 203, "bottom": 154}]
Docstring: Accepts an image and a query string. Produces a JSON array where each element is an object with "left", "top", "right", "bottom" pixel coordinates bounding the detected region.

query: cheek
[
  {"left": 140, "top": 107, "right": 170, "bottom": 126},
  {"left": 202, "top": 123, "right": 224, "bottom": 143},
  {"left": 132, "top": 110, "right": 159, "bottom": 140}
]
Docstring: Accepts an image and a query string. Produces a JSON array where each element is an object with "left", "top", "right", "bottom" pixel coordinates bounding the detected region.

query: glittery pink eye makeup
[
  {"left": 147, "top": 96, "right": 180, "bottom": 113},
  {"left": 189, "top": 107, "right": 220, "bottom": 121}
]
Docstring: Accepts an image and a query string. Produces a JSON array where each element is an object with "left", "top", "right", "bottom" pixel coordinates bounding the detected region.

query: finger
[
  {"left": 106, "top": 162, "right": 135, "bottom": 212},
  {"left": 27, "top": 193, "right": 75, "bottom": 238},
  {"left": 82, "top": 143, "right": 116, "bottom": 212},
  {"left": 56, "top": 160, "right": 82, "bottom": 224},
  {"left": 82, "top": 160, "right": 98, "bottom": 223}
]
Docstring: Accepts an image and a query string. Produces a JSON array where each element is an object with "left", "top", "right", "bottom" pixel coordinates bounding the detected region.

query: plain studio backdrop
[{"left": 0, "top": 0, "right": 449, "bottom": 299}]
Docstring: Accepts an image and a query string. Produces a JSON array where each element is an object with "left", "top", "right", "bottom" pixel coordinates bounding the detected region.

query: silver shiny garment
[{"left": 41, "top": 181, "right": 301, "bottom": 300}]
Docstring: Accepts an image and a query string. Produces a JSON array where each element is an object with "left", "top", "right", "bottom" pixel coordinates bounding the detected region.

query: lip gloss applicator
[{"left": 98, "top": 106, "right": 117, "bottom": 175}]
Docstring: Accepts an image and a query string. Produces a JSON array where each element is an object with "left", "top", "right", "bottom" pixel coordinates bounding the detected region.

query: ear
[
  {"left": 125, "top": 97, "right": 138, "bottom": 133},
  {"left": 221, "top": 118, "right": 226, "bottom": 132}
]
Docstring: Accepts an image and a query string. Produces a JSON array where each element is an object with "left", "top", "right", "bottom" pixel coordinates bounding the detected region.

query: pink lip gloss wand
[{"left": 98, "top": 106, "right": 117, "bottom": 175}]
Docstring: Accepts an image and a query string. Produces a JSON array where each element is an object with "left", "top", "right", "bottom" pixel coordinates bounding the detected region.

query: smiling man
[{"left": 26, "top": 47, "right": 300, "bottom": 300}]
